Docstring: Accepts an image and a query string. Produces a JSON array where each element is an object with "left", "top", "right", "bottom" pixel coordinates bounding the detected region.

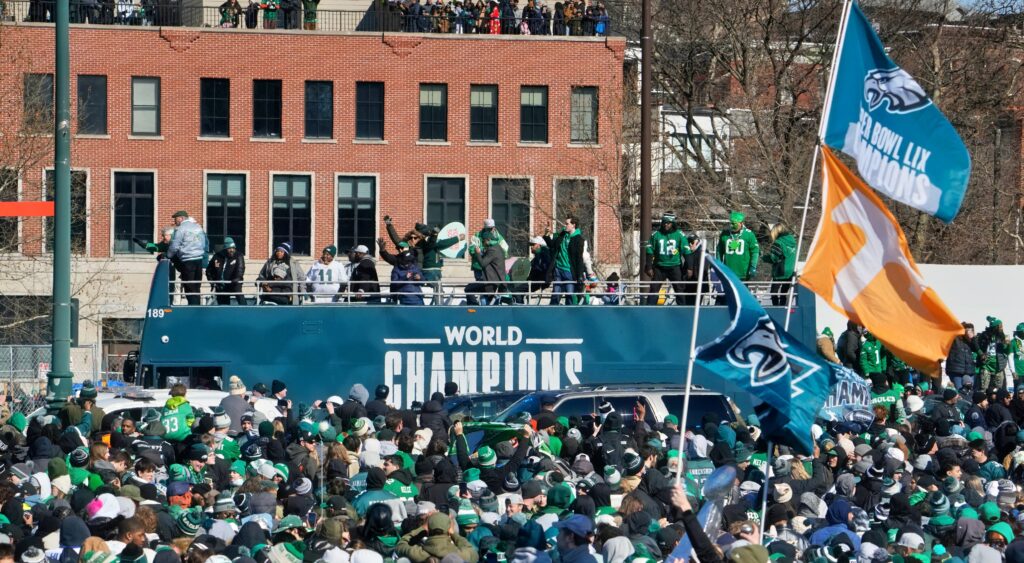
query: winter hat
[
  {"left": 623, "top": 452, "right": 643, "bottom": 476},
  {"left": 213, "top": 493, "right": 238, "bottom": 514},
  {"left": 455, "top": 500, "right": 479, "bottom": 527},
  {"left": 546, "top": 484, "right": 573, "bottom": 510},
  {"left": 603, "top": 466, "right": 621, "bottom": 488},
  {"left": 69, "top": 447, "right": 89, "bottom": 468},
  {"left": 212, "top": 407, "right": 231, "bottom": 429},
  {"left": 477, "top": 446, "right": 497, "bottom": 467},
  {"left": 989, "top": 521, "right": 1015, "bottom": 543},
  {"left": 942, "top": 476, "right": 963, "bottom": 495},
  {"left": 229, "top": 375, "right": 246, "bottom": 396},
  {"left": 906, "top": 396, "right": 924, "bottom": 414},
  {"left": 275, "top": 242, "right": 292, "bottom": 255},
  {"left": 323, "top": 245, "right": 337, "bottom": 257},
  {"left": 997, "top": 479, "right": 1017, "bottom": 506},
  {"left": 271, "top": 379, "right": 287, "bottom": 395},
  {"left": 293, "top": 478, "right": 312, "bottom": 496},
  {"left": 177, "top": 509, "right": 202, "bottom": 537},
  {"left": 349, "top": 384, "right": 370, "bottom": 406},
  {"left": 661, "top": 212, "right": 676, "bottom": 223},
  {"left": 773, "top": 483, "right": 793, "bottom": 504},
  {"left": 929, "top": 492, "right": 951, "bottom": 516},
  {"left": 79, "top": 381, "right": 98, "bottom": 400}
]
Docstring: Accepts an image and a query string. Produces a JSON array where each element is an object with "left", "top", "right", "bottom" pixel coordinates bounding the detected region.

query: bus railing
[{"left": 164, "top": 279, "right": 798, "bottom": 307}]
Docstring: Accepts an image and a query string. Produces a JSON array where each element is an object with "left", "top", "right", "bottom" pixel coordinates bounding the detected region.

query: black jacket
[
  {"left": 546, "top": 229, "right": 586, "bottom": 282},
  {"left": 946, "top": 336, "right": 978, "bottom": 377},
  {"left": 366, "top": 399, "right": 389, "bottom": 420},
  {"left": 419, "top": 401, "right": 452, "bottom": 443},
  {"left": 337, "top": 400, "right": 368, "bottom": 431},
  {"left": 348, "top": 257, "right": 380, "bottom": 300},
  {"left": 837, "top": 329, "right": 862, "bottom": 372},
  {"left": 206, "top": 250, "right": 245, "bottom": 287}
]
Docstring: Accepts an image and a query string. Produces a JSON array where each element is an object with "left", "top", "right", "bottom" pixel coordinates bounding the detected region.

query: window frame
[
  {"left": 199, "top": 78, "right": 231, "bottom": 138},
  {"left": 252, "top": 79, "right": 283, "bottom": 139},
  {"left": 355, "top": 81, "right": 385, "bottom": 140},
  {"left": 423, "top": 175, "right": 468, "bottom": 230},
  {"left": 111, "top": 170, "right": 155, "bottom": 255},
  {"left": 204, "top": 171, "right": 248, "bottom": 255},
  {"left": 269, "top": 173, "right": 314, "bottom": 256},
  {"left": 489, "top": 177, "right": 532, "bottom": 256},
  {"left": 553, "top": 176, "right": 597, "bottom": 256},
  {"left": 77, "top": 74, "right": 107, "bottom": 135},
  {"left": 335, "top": 174, "right": 379, "bottom": 256},
  {"left": 570, "top": 86, "right": 598, "bottom": 144},
  {"left": 418, "top": 83, "right": 448, "bottom": 142},
  {"left": 44, "top": 168, "right": 90, "bottom": 255},
  {"left": 519, "top": 86, "right": 548, "bottom": 143},
  {"left": 23, "top": 73, "right": 54, "bottom": 133},
  {"left": 130, "top": 77, "right": 161, "bottom": 136},
  {"left": 304, "top": 80, "right": 334, "bottom": 140},
  {"left": 0, "top": 169, "right": 20, "bottom": 254},
  {"left": 469, "top": 84, "right": 498, "bottom": 143}
]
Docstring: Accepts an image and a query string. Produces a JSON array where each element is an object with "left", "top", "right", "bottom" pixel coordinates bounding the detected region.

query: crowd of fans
[
  {"left": 15, "top": 0, "right": 610, "bottom": 35},
  {"left": 6, "top": 317, "right": 1024, "bottom": 563}
]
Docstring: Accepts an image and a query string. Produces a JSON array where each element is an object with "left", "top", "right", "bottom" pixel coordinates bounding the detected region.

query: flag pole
[
  {"left": 757, "top": 442, "right": 775, "bottom": 543},
  {"left": 675, "top": 242, "right": 708, "bottom": 484},
  {"left": 784, "top": 0, "right": 853, "bottom": 331}
]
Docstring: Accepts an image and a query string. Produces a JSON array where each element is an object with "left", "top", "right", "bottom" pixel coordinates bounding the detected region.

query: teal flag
[
  {"left": 696, "top": 258, "right": 833, "bottom": 455},
  {"left": 822, "top": 2, "right": 971, "bottom": 223}
]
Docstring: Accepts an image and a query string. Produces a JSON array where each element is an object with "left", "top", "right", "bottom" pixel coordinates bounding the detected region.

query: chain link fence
[{"left": 0, "top": 345, "right": 100, "bottom": 415}]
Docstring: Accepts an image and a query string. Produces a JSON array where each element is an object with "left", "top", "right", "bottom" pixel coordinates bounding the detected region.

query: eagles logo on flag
[
  {"left": 864, "top": 68, "right": 930, "bottom": 114},
  {"left": 822, "top": 2, "right": 970, "bottom": 223},
  {"left": 725, "top": 316, "right": 790, "bottom": 388},
  {"left": 694, "top": 256, "right": 832, "bottom": 455}
]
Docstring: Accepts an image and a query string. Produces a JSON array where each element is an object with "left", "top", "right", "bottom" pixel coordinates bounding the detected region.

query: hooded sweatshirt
[
  {"left": 602, "top": 537, "right": 635, "bottom": 563},
  {"left": 808, "top": 499, "right": 861, "bottom": 550}
]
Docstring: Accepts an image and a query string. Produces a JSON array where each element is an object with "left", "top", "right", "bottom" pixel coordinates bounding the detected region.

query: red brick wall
[{"left": 1, "top": 26, "right": 625, "bottom": 261}]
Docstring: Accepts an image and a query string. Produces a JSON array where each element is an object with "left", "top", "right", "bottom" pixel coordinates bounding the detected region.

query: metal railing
[
  {"left": 166, "top": 278, "right": 798, "bottom": 306},
  {"left": 1, "top": 1, "right": 613, "bottom": 36}
]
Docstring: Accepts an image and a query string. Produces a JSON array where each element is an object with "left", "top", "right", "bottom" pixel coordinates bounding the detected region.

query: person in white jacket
[{"left": 306, "top": 245, "right": 350, "bottom": 303}]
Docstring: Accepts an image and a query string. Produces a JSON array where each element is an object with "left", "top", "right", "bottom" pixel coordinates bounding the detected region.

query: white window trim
[
  {"left": 109, "top": 168, "right": 158, "bottom": 258},
  {"left": 202, "top": 170, "right": 251, "bottom": 257},
  {"left": 333, "top": 172, "right": 381, "bottom": 254},
  {"left": 422, "top": 174, "right": 470, "bottom": 234},
  {"left": 487, "top": 175, "right": 534, "bottom": 256},
  {"left": 268, "top": 171, "right": 316, "bottom": 258}
]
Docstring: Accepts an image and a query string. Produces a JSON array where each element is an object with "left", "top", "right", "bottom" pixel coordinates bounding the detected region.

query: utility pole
[
  {"left": 48, "top": 0, "right": 73, "bottom": 413},
  {"left": 639, "top": 0, "right": 653, "bottom": 280}
]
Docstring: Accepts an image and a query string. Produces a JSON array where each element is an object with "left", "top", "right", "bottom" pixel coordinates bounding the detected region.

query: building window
[
  {"left": 419, "top": 84, "right": 447, "bottom": 142},
  {"left": 520, "top": 86, "right": 548, "bottom": 143},
  {"left": 272, "top": 175, "right": 311, "bottom": 255},
  {"left": 131, "top": 77, "right": 160, "bottom": 136},
  {"left": 23, "top": 73, "right": 54, "bottom": 133},
  {"left": 355, "top": 82, "right": 384, "bottom": 140},
  {"left": 337, "top": 176, "right": 376, "bottom": 254},
  {"left": 470, "top": 85, "right": 498, "bottom": 142},
  {"left": 253, "top": 79, "right": 282, "bottom": 138},
  {"left": 0, "top": 169, "right": 17, "bottom": 252},
  {"left": 200, "top": 78, "right": 230, "bottom": 138},
  {"left": 113, "top": 172, "right": 154, "bottom": 254},
  {"left": 426, "top": 177, "right": 465, "bottom": 228},
  {"left": 570, "top": 86, "right": 598, "bottom": 143},
  {"left": 491, "top": 179, "right": 530, "bottom": 256},
  {"left": 555, "top": 178, "right": 595, "bottom": 249},
  {"left": 77, "top": 75, "right": 107, "bottom": 135},
  {"left": 45, "top": 170, "right": 88, "bottom": 254},
  {"left": 304, "top": 81, "right": 333, "bottom": 139},
  {"left": 666, "top": 132, "right": 722, "bottom": 171},
  {"left": 206, "top": 174, "right": 246, "bottom": 254}
]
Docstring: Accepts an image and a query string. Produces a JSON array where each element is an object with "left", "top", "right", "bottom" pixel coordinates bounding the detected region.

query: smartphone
[
  {"left": 459, "top": 482, "right": 468, "bottom": 496},
  {"left": 307, "top": 512, "right": 317, "bottom": 527}
]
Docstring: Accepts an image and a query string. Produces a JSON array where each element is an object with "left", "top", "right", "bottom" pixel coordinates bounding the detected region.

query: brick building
[{"left": 0, "top": 24, "right": 626, "bottom": 361}]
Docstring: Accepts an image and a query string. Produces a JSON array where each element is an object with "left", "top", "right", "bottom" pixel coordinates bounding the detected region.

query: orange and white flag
[{"left": 800, "top": 146, "right": 962, "bottom": 375}]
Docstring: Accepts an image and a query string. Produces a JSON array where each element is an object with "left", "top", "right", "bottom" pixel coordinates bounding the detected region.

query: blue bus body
[{"left": 136, "top": 261, "right": 817, "bottom": 409}]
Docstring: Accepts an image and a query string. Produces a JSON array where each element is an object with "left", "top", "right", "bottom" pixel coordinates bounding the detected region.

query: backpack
[{"left": 597, "top": 432, "right": 624, "bottom": 469}]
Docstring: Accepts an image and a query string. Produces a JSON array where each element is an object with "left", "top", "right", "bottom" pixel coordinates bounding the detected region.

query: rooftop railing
[
  {"left": 1, "top": 0, "right": 613, "bottom": 36},
  {"left": 164, "top": 278, "right": 796, "bottom": 307}
]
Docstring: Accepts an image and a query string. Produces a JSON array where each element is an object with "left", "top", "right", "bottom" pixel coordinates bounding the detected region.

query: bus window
[{"left": 155, "top": 366, "right": 223, "bottom": 390}]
